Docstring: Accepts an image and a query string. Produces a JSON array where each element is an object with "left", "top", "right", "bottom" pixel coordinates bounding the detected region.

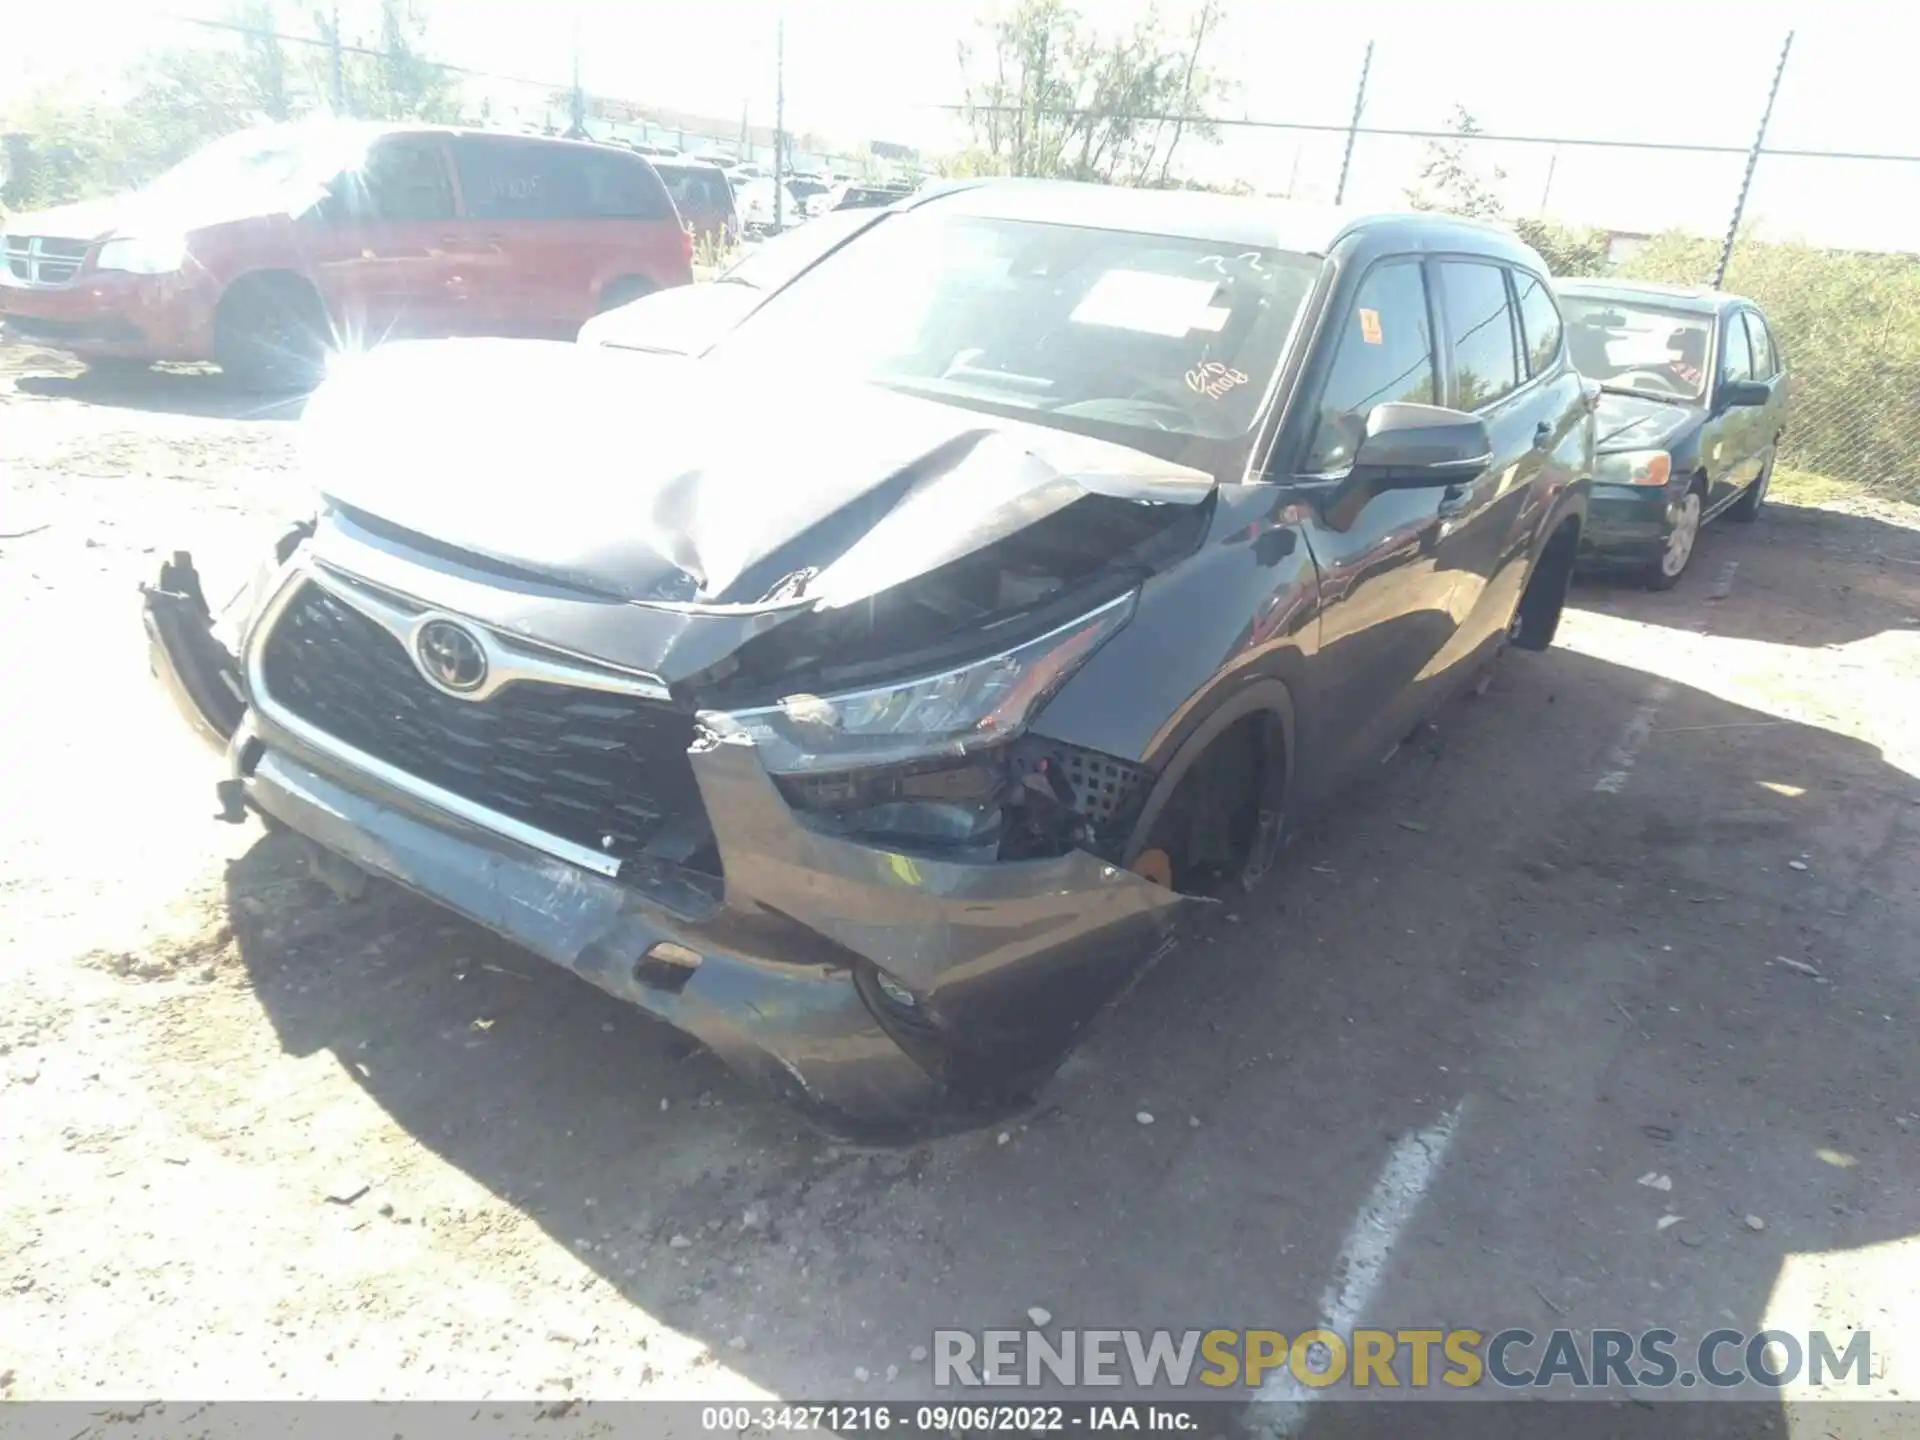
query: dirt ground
[{"left": 4, "top": 340, "right": 1920, "bottom": 1431}]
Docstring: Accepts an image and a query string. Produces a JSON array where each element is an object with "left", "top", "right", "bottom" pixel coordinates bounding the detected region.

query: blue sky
[{"left": 9, "top": 0, "right": 1920, "bottom": 249}]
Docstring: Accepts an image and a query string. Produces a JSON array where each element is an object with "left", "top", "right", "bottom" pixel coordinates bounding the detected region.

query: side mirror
[
  {"left": 1719, "top": 378, "right": 1770, "bottom": 409},
  {"left": 1352, "top": 402, "right": 1493, "bottom": 484},
  {"left": 1320, "top": 403, "right": 1492, "bottom": 533}
]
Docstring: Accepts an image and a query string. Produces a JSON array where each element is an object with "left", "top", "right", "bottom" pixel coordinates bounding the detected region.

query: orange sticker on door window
[{"left": 1358, "top": 308, "right": 1383, "bottom": 345}]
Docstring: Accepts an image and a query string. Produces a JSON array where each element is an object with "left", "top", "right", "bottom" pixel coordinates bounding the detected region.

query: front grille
[
  {"left": 4, "top": 237, "right": 88, "bottom": 286},
  {"left": 260, "top": 583, "right": 708, "bottom": 865}
]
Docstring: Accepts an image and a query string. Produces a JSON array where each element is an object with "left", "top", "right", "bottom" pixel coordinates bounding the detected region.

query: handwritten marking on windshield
[{"left": 1186, "top": 362, "right": 1249, "bottom": 399}]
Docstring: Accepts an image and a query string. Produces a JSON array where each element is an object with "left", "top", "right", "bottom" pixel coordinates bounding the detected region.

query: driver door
[{"left": 1289, "top": 257, "right": 1470, "bottom": 784}]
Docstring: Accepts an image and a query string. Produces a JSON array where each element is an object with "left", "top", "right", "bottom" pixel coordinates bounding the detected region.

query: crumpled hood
[
  {"left": 304, "top": 338, "right": 1216, "bottom": 610},
  {"left": 1594, "top": 390, "right": 1697, "bottom": 452}
]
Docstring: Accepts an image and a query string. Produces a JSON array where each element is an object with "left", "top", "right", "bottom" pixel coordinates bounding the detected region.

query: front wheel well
[
  {"left": 595, "top": 274, "right": 657, "bottom": 314},
  {"left": 215, "top": 269, "right": 326, "bottom": 327},
  {"left": 1124, "top": 688, "right": 1292, "bottom": 893}
]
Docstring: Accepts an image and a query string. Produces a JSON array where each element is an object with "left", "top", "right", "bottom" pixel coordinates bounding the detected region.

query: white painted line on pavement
[
  {"left": 1593, "top": 682, "right": 1672, "bottom": 793},
  {"left": 1249, "top": 1100, "right": 1467, "bottom": 1437}
]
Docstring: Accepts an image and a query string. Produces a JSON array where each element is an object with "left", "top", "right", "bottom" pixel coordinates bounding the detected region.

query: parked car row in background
[
  {"left": 1, "top": 118, "right": 1786, "bottom": 594},
  {"left": 0, "top": 120, "right": 695, "bottom": 387}
]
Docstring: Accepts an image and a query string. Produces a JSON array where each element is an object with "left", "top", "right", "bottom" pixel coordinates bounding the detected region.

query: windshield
[
  {"left": 706, "top": 208, "right": 1322, "bottom": 468},
  {"left": 1561, "top": 297, "right": 1714, "bottom": 403},
  {"left": 134, "top": 124, "right": 368, "bottom": 213},
  {"left": 714, "top": 209, "right": 882, "bottom": 288}
]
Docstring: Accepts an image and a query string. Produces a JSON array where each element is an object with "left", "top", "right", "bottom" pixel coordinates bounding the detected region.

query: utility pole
[
  {"left": 1714, "top": 30, "right": 1793, "bottom": 289},
  {"left": 773, "top": 15, "right": 786, "bottom": 231},
  {"left": 328, "top": 2, "right": 344, "bottom": 114},
  {"left": 568, "top": 16, "right": 586, "bottom": 139},
  {"left": 1333, "top": 39, "right": 1372, "bottom": 205},
  {"left": 1539, "top": 147, "right": 1559, "bottom": 214}
]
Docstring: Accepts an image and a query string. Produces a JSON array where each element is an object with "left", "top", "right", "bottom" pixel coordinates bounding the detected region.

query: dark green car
[{"left": 1556, "top": 280, "right": 1789, "bottom": 589}]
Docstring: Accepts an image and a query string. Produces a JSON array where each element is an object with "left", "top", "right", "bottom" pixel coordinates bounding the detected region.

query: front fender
[{"left": 1028, "top": 485, "right": 1320, "bottom": 768}]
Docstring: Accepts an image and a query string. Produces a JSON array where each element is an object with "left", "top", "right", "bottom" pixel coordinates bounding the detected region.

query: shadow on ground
[
  {"left": 1576, "top": 500, "right": 1920, "bottom": 649},
  {"left": 14, "top": 366, "right": 306, "bottom": 422},
  {"left": 212, "top": 621, "right": 1920, "bottom": 1423}
]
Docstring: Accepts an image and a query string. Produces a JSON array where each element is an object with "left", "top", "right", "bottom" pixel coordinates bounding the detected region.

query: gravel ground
[{"left": 3, "top": 340, "right": 1919, "bottom": 1432}]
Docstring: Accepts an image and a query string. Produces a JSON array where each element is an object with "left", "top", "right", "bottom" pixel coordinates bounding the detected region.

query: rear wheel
[
  {"left": 1645, "top": 483, "right": 1704, "bottom": 591},
  {"left": 1726, "top": 451, "right": 1774, "bottom": 523},
  {"left": 595, "top": 275, "right": 656, "bottom": 315},
  {"left": 1511, "top": 520, "right": 1579, "bottom": 652},
  {"left": 215, "top": 276, "right": 330, "bottom": 392}
]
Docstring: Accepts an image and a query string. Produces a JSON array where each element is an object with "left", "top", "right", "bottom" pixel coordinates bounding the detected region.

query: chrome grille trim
[{"left": 3, "top": 236, "right": 89, "bottom": 287}]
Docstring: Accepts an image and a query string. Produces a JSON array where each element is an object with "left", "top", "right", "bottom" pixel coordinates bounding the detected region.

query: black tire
[
  {"left": 1726, "top": 451, "right": 1774, "bottom": 523},
  {"left": 1511, "top": 521, "right": 1579, "bottom": 652},
  {"left": 214, "top": 276, "right": 330, "bottom": 392},
  {"left": 1644, "top": 480, "right": 1706, "bottom": 591},
  {"left": 595, "top": 275, "right": 656, "bottom": 315}
]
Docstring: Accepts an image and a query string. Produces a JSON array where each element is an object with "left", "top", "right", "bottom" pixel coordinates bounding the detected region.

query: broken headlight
[{"left": 702, "top": 591, "right": 1135, "bottom": 775}]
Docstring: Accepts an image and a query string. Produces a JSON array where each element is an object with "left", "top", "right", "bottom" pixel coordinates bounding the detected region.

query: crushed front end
[{"left": 142, "top": 512, "right": 1190, "bottom": 1135}]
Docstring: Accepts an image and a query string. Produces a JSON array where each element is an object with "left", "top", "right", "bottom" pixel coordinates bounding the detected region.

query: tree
[
  {"left": 1404, "top": 107, "right": 1610, "bottom": 278},
  {"left": 1404, "top": 104, "right": 1506, "bottom": 219},
  {"left": 957, "top": 0, "right": 1229, "bottom": 187},
  {"left": 1510, "top": 217, "right": 1609, "bottom": 278},
  {"left": 327, "top": 0, "right": 462, "bottom": 122},
  {"left": 231, "top": 0, "right": 295, "bottom": 121},
  {"left": 0, "top": 0, "right": 461, "bottom": 209}
]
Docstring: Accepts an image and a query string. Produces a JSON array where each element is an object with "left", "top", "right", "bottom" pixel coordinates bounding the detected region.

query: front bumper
[
  {"left": 0, "top": 269, "right": 211, "bottom": 361},
  {"left": 1577, "top": 479, "right": 1686, "bottom": 569},
  {"left": 143, "top": 552, "right": 1185, "bottom": 1134}
]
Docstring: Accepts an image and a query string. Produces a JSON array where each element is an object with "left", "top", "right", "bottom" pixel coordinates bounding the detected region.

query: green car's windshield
[
  {"left": 1561, "top": 297, "right": 1715, "bottom": 404},
  {"left": 706, "top": 207, "right": 1323, "bottom": 473}
]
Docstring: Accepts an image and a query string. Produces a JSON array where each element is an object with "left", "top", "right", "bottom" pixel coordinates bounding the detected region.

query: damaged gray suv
[{"left": 144, "top": 180, "right": 1593, "bottom": 1134}]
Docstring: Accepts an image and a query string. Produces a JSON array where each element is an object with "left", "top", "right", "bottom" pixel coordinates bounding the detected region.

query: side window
[
  {"left": 1719, "top": 312, "right": 1755, "bottom": 383},
  {"left": 1437, "top": 260, "right": 1522, "bottom": 409},
  {"left": 453, "top": 139, "right": 557, "bottom": 220},
  {"left": 573, "top": 150, "right": 673, "bottom": 219},
  {"left": 1513, "top": 270, "right": 1564, "bottom": 378},
  {"left": 360, "top": 139, "right": 455, "bottom": 222},
  {"left": 1302, "top": 260, "right": 1437, "bottom": 475},
  {"left": 1744, "top": 311, "right": 1777, "bottom": 378}
]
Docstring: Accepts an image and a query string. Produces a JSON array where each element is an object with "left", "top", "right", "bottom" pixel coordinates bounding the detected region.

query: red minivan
[{"left": 0, "top": 121, "right": 693, "bottom": 387}]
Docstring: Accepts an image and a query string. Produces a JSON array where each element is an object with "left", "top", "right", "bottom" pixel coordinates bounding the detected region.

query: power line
[
  {"left": 165, "top": 11, "right": 571, "bottom": 94},
  {"left": 929, "top": 104, "right": 1920, "bottom": 165}
]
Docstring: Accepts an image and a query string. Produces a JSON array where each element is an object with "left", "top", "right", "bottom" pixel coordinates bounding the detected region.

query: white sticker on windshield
[{"left": 1070, "top": 270, "right": 1223, "bottom": 338}]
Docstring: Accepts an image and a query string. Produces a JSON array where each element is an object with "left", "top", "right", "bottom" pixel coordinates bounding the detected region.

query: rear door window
[
  {"left": 1437, "top": 260, "right": 1522, "bottom": 408},
  {"left": 453, "top": 139, "right": 672, "bottom": 220},
  {"left": 1302, "top": 259, "right": 1437, "bottom": 474},
  {"left": 1719, "top": 312, "right": 1755, "bottom": 383},
  {"left": 1744, "top": 310, "right": 1778, "bottom": 378},
  {"left": 360, "top": 137, "right": 455, "bottom": 222},
  {"left": 1513, "top": 270, "right": 1564, "bottom": 378}
]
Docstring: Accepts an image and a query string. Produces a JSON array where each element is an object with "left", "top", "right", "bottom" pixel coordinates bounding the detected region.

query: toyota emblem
[{"left": 415, "top": 619, "right": 488, "bottom": 694}]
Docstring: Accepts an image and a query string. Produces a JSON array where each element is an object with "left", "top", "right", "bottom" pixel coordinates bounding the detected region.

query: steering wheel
[{"left": 1615, "top": 368, "right": 1689, "bottom": 397}]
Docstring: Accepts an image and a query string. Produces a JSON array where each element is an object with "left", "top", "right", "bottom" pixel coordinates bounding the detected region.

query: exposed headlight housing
[
  {"left": 95, "top": 235, "right": 190, "bottom": 275},
  {"left": 702, "top": 592, "right": 1136, "bottom": 775},
  {"left": 1595, "top": 449, "right": 1672, "bottom": 487}
]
